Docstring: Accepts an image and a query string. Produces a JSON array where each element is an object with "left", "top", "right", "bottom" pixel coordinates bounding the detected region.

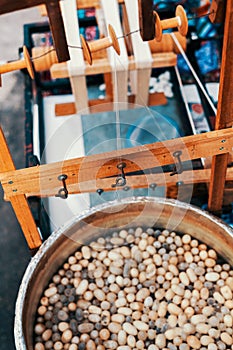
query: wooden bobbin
[
  {"left": 31, "top": 46, "right": 58, "bottom": 72},
  {"left": 154, "top": 5, "right": 188, "bottom": 42},
  {"left": 149, "top": 31, "right": 186, "bottom": 54},
  {"left": 0, "top": 46, "right": 34, "bottom": 79},
  {"left": 80, "top": 24, "right": 120, "bottom": 65}
]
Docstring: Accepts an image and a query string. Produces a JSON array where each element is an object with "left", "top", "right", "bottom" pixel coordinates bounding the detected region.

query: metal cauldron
[{"left": 14, "top": 197, "right": 233, "bottom": 350}]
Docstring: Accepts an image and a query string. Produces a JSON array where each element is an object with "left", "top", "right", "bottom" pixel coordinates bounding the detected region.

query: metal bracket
[
  {"left": 55, "top": 174, "right": 68, "bottom": 199},
  {"left": 112, "top": 162, "right": 127, "bottom": 188}
]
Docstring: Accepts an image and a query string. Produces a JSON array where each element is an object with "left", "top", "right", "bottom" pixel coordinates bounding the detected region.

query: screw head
[
  {"left": 96, "top": 188, "right": 104, "bottom": 196},
  {"left": 173, "top": 150, "right": 182, "bottom": 157},
  {"left": 149, "top": 183, "right": 157, "bottom": 190},
  {"left": 117, "top": 162, "right": 126, "bottom": 170},
  {"left": 58, "top": 174, "right": 68, "bottom": 181}
]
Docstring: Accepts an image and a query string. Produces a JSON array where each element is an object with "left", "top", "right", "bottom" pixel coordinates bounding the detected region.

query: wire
[
  {"left": 170, "top": 32, "right": 217, "bottom": 116},
  {"left": 30, "top": 9, "right": 216, "bottom": 62},
  {"left": 117, "top": 29, "right": 141, "bottom": 40},
  {"left": 30, "top": 48, "right": 57, "bottom": 61},
  {"left": 187, "top": 9, "right": 216, "bottom": 21}
]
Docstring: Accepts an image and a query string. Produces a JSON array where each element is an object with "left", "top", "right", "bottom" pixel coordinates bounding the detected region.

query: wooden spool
[
  {"left": 154, "top": 5, "right": 188, "bottom": 42},
  {"left": 31, "top": 46, "right": 58, "bottom": 72},
  {"left": 80, "top": 24, "right": 120, "bottom": 65},
  {"left": 149, "top": 31, "right": 186, "bottom": 54},
  {"left": 0, "top": 46, "right": 34, "bottom": 79}
]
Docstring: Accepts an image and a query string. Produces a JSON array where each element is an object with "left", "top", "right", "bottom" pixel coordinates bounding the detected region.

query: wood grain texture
[
  {"left": 208, "top": 0, "right": 233, "bottom": 212},
  {"left": 54, "top": 92, "right": 167, "bottom": 116},
  {"left": 1, "top": 128, "right": 233, "bottom": 199},
  {"left": 138, "top": 0, "right": 155, "bottom": 41},
  {"left": 0, "top": 128, "right": 42, "bottom": 249},
  {"left": 45, "top": 1, "right": 70, "bottom": 62},
  {"left": 209, "top": 0, "right": 226, "bottom": 23},
  {"left": 50, "top": 53, "right": 177, "bottom": 79},
  {"left": 76, "top": 0, "right": 124, "bottom": 8}
]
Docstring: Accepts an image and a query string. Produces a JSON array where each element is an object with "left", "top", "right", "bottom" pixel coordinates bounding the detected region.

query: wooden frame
[
  {"left": 0, "top": 0, "right": 69, "bottom": 62},
  {"left": 50, "top": 0, "right": 179, "bottom": 116},
  {"left": 0, "top": 0, "right": 232, "bottom": 250},
  {"left": 208, "top": 0, "right": 233, "bottom": 212}
]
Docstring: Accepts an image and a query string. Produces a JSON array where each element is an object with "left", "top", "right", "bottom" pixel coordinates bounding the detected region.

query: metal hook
[
  {"left": 170, "top": 150, "right": 183, "bottom": 176},
  {"left": 112, "top": 162, "right": 127, "bottom": 188},
  {"left": 55, "top": 174, "right": 68, "bottom": 199}
]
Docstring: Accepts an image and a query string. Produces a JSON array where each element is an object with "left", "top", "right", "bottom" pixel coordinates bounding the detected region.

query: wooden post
[
  {"left": 138, "top": 0, "right": 155, "bottom": 41},
  {"left": 0, "top": 128, "right": 42, "bottom": 250},
  {"left": 208, "top": 0, "right": 233, "bottom": 213},
  {"left": 209, "top": 0, "right": 226, "bottom": 23},
  {"left": 45, "top": 0, "right": 70, "bottom": 62}
]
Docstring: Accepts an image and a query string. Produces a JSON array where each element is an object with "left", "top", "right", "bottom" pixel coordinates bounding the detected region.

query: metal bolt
[
  {"left": 219, "top": 147, "right": 224, "bottom": 151},
  {"left": 221, "top": 139, "right": 226, "bottom": 143},
  {"left": 176, "top": 181, "right": 184, "bottom": 186},
  {"left": 12, "top": 189, "right": 18, "bottom": 192},
  {"left": 117, "top": 162, "right": 126, "bottom": 170},
  {"left": 96, "top": 189, "right": 104, "bottom": 196},
  {"left": 149, "top": 183, "right": 157, "bottom": 190},
  {"left": 123, "top": 186, "right": 130, "bottom": 191},
  {"left": 8, "top": 180, "right": 13, "bottom": 184},
  {"left": 58, "top": 174, "right": 68, "bottom": 181}
]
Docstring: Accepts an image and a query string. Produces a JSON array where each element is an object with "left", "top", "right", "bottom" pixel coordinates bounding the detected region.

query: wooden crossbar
[
  {"left": 0, "top": 128, "right": 232, "bottom": 199},
  {"left": 51, "top": 53, "right": 177, "bottom": 79}
]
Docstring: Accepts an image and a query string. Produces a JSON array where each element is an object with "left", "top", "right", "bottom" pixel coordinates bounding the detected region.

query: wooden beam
[
  {"left": 209, "top": 0, "right": 226, "bottom": 23},
  {"left": 40, "top": 0, "right": 125, "bottom": 13},
  {"left": 54, "top": 92, "right": 167, "bottom": 116},
  {"left": 51, "top": 53, "right": 177, "bottom": 79},
  {"left": 0, "top": 0, "right": 69, "bottom": 62},
  {"left": 36, "top": 167, "right": 233, "bottom": 195},
  {"left": 208, "top": 0, "right": 233, "bottom": 212},
  {"left": 0, "top": 128, "right": 233, "bottom": 199},
  {"left": 0, "top": 128, "right": 42, "bottom": 250},
  {"left": 138, "top": 0, "right": 155, "bottom": 41},
  {"left": 125, "top": 0, "right": 152, "bottom": 106},
  {"left": 45, "top": 1, "right": 70, "bottom": 62},
  {"left": 0, "top": 0, "right": 44, "bottom": 12}
]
